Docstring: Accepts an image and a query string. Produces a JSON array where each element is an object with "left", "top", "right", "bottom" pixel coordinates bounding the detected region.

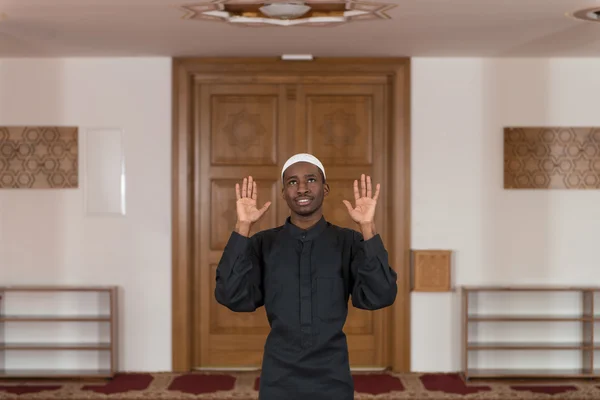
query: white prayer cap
[{"left": 281, "top": 153, "right": 326, "bottom": 181}]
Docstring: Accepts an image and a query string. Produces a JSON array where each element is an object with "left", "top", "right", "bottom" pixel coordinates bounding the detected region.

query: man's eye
[{"left": 308, "top": 178, "right": 316, "bottom": 182}]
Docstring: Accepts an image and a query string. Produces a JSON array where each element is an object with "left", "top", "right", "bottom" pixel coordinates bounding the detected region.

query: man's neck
[{"left": 290, "top": 212, "right": 322, "bottom": 230}]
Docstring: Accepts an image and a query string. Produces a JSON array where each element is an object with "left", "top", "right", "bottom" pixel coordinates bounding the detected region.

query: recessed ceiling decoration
[
  {"left": 568, "top": 7, "right": 600, "bottom": 23},
  {"left": 180, "top": 0, "right": 396, "bottom": 27}
]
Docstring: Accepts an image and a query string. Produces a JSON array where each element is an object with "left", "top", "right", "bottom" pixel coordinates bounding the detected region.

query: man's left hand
[{"left": 342, "top": 174, "right": 380, "bottom": 230}]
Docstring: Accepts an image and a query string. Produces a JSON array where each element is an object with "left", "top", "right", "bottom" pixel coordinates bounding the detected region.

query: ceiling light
[
  {"left": 281, "top": 54, "right": 313, "bottom": 60},
  {"left": 259, "top": 2, "right": 311, "bottom": 19},
  {"left": 568, "top": 7, "right": 600, "bottom": 23},
  {"left": 180, "top": 0, "right": 396, "bottom": 28}
]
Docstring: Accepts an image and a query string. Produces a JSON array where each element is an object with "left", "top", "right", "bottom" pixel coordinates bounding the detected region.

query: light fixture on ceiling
[
  {"left": 568, "top": 7, "right": 600, "bottom": 23},
  {"left": 259, "top": 2, "right": 311, "bottom": 19},
  {"left": 281, "top": 54, "right": 313, "bottom": 61},
  {"left": 180, "top": 0, "right": 396, "bottom": 27}
]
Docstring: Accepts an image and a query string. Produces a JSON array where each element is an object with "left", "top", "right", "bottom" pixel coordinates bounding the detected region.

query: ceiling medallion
[
  {"left": 568, "top": 7, "right": 600, "bottom": 23},
  {"left": 180, "top": 0, "right": 396, "bottom": 27}
]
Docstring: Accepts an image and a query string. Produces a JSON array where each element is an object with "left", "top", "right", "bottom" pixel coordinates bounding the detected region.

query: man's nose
[{"left": 297, "top": 182, "right": 309, "bottom": 193}]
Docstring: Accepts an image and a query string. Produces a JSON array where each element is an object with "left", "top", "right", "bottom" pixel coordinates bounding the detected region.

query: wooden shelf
[
  {"left": 0, "top": 369, "right": 113, "bottom": 378},
  {"left": 0, "top": 342, "right": 111, "bottom": 350},
  {"left": 467, "top": 342, "right": 588, "bottom": 350},
  {"left": 0, "top": 285, "right": 118, "bottom": 379},
  {"left": 0, "top": 286, "right": 116, "bottom": 292},
  {"left": 0, "top": 315, "right": 111, "bottom": 322},
  {"left": 462, "top": 286, "right": 600, "bottom": 380},
  {"left": 465, "top": 368, "right": 595, "bottom": 379},
  {"left": 461, "top": 286, "right": 600, "bottom": 291},
  {"left": 467, "top": 314, "right": 588, "bottom": 322}
]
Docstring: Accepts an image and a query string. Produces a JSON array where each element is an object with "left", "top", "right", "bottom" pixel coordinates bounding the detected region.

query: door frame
[{"left": 171, "top": 57, "right": 412, "bottom": 373}]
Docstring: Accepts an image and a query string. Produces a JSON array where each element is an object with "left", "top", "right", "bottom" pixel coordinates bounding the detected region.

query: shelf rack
[
  {"left": 0, "top": 285, "right": 118, "bottom": 379},
  {"left": 462, "top": 285, "right": 600, "bottom": 380}
]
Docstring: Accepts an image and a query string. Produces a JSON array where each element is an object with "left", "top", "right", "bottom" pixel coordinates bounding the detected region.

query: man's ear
[{"left": 323, "top": 183, "right": 330, "bottom": 197}]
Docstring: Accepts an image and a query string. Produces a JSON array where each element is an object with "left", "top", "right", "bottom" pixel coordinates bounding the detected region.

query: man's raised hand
[{"left": 342, "top": 174, "right": 380, "bottom": 226}]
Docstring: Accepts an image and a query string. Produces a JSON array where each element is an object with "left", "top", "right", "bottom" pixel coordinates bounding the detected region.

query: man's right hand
[{"left": 235, "top": 176, "right": 271, "bottom": 237}]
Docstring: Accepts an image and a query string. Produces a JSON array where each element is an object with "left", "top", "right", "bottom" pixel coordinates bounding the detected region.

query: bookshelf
[
  {"left": 462, "top": 286, "right": 600, "bottom": 380},
  {"left": 0, "top": 285, "right": 118, "bottom": 379}
]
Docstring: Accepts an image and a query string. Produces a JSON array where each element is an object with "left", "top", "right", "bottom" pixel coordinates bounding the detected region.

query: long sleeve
[
  {"left": 349, "top": 231, "right": 398, "bottom": 310},
  {"left": 214, "top": 231, "right": 264, "bottom": 312}
]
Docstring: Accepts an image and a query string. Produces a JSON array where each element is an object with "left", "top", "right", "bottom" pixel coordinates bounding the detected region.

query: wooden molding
[
  {"left": 171, "top": 57, "right": 411, "bottom": 373},
  {"left": 411, "top": 250, "right": 452, "bottom": 292}
]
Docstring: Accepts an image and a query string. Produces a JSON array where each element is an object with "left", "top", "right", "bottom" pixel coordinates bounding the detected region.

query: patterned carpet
[{"left": 0, "top": 371, "right": 598, "bottom": 399}]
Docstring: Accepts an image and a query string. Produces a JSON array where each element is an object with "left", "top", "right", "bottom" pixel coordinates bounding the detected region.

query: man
[{"left": 214, "top": 153, "right": 398, "bottom": 400}]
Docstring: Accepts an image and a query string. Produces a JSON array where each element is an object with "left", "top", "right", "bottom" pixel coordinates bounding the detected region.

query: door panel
[
  {"left": 195, "top": 83, "right": 289, "bottom": 367},
  {"left": 209, "top": 89, "right": 279, "bottom": 166},
  {"left": 307, "top": 94, "right": 374, "bottom": 166},
  {"left": 194, "top": 80, "right": 391, "bottom": 369},
  {"left": 297, "top": 84, "right": 389, "bottom": 367}
]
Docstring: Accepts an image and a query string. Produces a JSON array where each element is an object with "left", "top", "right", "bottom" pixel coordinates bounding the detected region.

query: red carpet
[{"left": 0, "top": 371, "right": 597, "bottom": 399}]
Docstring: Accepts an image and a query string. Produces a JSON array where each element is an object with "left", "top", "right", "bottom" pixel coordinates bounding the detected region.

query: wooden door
[
  {"left": 194, "top": 79, "right": 392, "bottom": 369},
  {"left": 173, "top": 58, "right": 411, "bottom": 374}
]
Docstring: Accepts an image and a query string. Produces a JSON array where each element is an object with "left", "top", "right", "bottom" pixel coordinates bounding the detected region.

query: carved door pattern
[{"left": 194, "top": 81, "right": 390, "bottom": 368}]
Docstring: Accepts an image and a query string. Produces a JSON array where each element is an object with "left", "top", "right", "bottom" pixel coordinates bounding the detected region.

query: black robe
[{"left": 215, "top": 216, "right": 398, "bottom": 400}]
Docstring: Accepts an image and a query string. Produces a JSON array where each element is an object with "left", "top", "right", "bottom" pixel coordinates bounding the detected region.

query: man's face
[{"left": 281, "top": 162, "right": 329, "bottom": 217}]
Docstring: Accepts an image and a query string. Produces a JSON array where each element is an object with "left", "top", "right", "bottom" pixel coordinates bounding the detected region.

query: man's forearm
[
  {"left": 235, "top": 221, "right": 252, "bottom": 237},
  {"left": 359, "top": 222, "right": 376, "bottom": 241}
]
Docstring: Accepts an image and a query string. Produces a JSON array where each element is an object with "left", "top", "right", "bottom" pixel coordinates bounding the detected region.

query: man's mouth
[{"left": 295, "top": 197, "right": 312, "bottom": 206}]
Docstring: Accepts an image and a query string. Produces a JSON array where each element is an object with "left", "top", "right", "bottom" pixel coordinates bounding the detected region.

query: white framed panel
[{"left": 84, "top": 127, "right": 126, "bottom": 216}]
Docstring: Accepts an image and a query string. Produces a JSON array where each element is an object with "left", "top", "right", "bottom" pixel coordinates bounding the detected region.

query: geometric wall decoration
[
  {"left": 504, "top": 127, "right": 600, "bottom": 189},
  {"left": 180, "top": 0, "right": 396, "bottom": 27},
  {"left": 0, "top": 126, "right": 78, "bottom": 189},
  {"left": 411, "top": 250, "right": 452, "bottom": 292}
]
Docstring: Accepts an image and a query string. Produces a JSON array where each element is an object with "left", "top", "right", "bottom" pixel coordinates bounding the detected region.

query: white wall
[
  {"left": 0, "top": 58, "right": 172, "bottom": 372},
  {"left": 410, "top": 58, "right": 600, "bottom": 372}
]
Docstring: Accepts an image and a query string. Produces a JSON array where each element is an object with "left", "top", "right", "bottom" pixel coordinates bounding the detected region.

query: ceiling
[{"left": 1, "top": 0, "right": 600, "bottom": 57}]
